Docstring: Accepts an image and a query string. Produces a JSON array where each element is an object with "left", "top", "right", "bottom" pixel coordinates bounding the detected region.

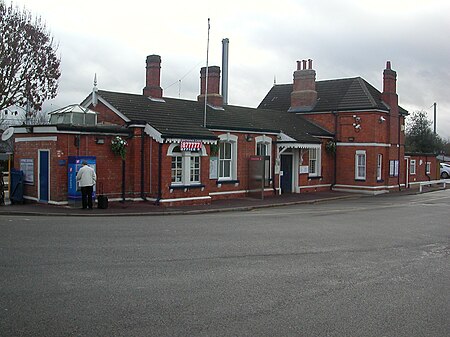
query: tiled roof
[
  {"left": 91, "top": 90, "right": 332, "bottom": 143},
  {"left": 258, "top": 77, "right": 407, "bottom": 114}
]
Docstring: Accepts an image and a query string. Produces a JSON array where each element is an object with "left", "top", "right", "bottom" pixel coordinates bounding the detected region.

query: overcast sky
[{"left": 10, "top": 0, "right": 450, "bottom": 138}]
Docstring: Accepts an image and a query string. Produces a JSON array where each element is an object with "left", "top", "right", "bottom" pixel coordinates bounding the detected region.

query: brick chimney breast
[
  {"left": 197, "top": 66, "right": 223, "bottom": 108},
  {"left": 143, "top": 54, "right": 163, "bottom": 98},
  {"left": 289, "top": 59, "right": 318, "bottom": 112}
]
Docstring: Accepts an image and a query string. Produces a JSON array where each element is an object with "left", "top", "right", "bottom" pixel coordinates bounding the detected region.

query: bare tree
[{"left": 0, "top": 1, "right": 61, "bottom": 113}]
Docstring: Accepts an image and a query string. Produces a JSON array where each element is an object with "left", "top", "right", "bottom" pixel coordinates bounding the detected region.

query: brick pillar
[{"left": 143, "top": 55, "right": 163, "bottom": 98}]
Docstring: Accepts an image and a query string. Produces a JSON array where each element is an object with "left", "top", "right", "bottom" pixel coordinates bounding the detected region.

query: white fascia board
[
  {"left": 209, "top": 128, "right": 278, "bottom": 136},
  {"left": 165, "top": 138, "right": 217, "bottom": 145},
  {"left": 15, "top": 136, "right": 57, "bottom": 142},
  {"left": 278, "top": 143, "right": 321, "bottom": 150},
  {"left": 82, "top": 94, "right": 130, "bottom": 123}
]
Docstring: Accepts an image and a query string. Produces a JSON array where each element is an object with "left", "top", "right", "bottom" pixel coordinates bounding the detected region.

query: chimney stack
[
  {"left": 143, "top": 55, "right": 163, "bottom": 98},
  {"left": 382, "top": 61, "right": 397, "bottom": 96},
  {"left": 289, "top": 59, "right": 317, "bottom": 112},
  {"left": 198, "top": 66, "right": 223, "bottom": 107}
]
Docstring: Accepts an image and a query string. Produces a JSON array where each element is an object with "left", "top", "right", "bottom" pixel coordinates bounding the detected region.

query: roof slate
[
  {"left": 93, "top": 90, "right": 332, "bottom": 143},
  {"left": 258, "top": 77, "right": 407, "bottom": 114}
]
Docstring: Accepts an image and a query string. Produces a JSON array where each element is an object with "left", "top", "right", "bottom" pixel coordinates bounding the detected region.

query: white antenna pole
[{"left": 203, "top": 18, "right": 210, "bottom": 128}]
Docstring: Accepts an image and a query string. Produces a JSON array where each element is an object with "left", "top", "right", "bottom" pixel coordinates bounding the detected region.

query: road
[{"left": 1, "top": 190, "right": 449, "bottom": 336}]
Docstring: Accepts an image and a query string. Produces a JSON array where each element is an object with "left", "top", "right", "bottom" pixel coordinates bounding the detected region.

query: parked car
[{"left": 440, "top": 163, "right": 450, "bottom": 179}]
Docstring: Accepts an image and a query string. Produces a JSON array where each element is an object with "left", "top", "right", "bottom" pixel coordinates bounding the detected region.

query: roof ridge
[{"left": 355, "top": 77, "right": 378, "bottom": 107}]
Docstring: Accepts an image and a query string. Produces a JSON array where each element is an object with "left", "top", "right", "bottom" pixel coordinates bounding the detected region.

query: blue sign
[{"left": 68, "top": 156, "right": 96, "bottom": 200}]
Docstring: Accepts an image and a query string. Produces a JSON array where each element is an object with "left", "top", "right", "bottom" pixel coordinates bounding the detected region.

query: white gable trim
[
  {"left": 144, "top": 124, "right": 163, "bottom": 143},
  {"left": 82, "top": 94, "right": 130, "bottom": 123}
]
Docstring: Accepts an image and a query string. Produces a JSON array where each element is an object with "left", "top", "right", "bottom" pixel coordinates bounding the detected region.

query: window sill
[
  {"left": 355, "top": 179, "right": 366, "bottom": 182},
  {"left": 216, "top": 179, "right": 240, "bottom": 185},
  {"left": 170, "top": 184, "right": 205, "bottom": 191},
  {"left": 308, "top": 175, "right": 323, "bottom": 180}
]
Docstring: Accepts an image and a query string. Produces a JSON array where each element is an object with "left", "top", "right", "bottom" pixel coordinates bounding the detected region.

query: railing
[{"left": 419, "top": 179, "right": 450, "bottom": 193}]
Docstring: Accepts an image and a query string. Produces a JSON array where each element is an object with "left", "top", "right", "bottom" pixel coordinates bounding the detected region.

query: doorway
[
  {"left": 39, "top": 150, "right": 49, "bottom": 202},
  {"left": 280, "top": 154, "right": 293, "bottom": 193}
]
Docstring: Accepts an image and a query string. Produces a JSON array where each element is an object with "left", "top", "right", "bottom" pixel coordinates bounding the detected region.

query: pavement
[
  {"left": 0, "top": 187, "right": 436, "bottom": 216},
  {"left": 0, "top": 190, "right": 369, "bottom": 216}
]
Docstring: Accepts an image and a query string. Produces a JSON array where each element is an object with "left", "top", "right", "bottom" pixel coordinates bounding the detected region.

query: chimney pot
[
  {"left": 302, "top": 60, "right": 307, "bottom": 70},
  {"left": 297, "top": 61, "right": 302, "bottom": 70},
  {"left": 386, "top": 61, "right": 391, "bottom": 70},
  {"left": 308, "top": 59, "right": 313, "bottom": 70}
]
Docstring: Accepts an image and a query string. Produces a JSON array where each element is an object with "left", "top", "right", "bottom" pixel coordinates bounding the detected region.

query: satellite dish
[{"left": 1, "top": 127, "right": 14, "bottom": 141}]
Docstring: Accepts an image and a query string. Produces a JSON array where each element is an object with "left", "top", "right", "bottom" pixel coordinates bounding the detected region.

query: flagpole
[{"left": 203, "top": 18, "right": 210, "bottom": 128}]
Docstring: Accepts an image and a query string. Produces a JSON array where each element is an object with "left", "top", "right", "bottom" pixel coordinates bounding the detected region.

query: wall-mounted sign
[
  {"left": 209, "top": 156, "right": 218, "bottom": 179},
  {"left": 20, "top": 158, "right": 34, "bottom": 184},
  {"left": 299, "top": 165, "right": 309, "bottom": 174},
  {"left": 181, "top": 140, "right": 202, "bottom": 151}
]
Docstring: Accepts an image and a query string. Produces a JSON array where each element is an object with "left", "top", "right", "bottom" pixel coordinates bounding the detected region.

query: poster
[
  {"left": 209, "top": 157, "right": 218, "bottom": 179},
  {"left": 20, "top": 158, "right": 34, "bottom": 184}
]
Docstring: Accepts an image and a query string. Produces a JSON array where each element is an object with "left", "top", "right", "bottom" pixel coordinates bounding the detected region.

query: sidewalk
[{"left": 0, "top": 191, "right": 363, "bottom": 217}]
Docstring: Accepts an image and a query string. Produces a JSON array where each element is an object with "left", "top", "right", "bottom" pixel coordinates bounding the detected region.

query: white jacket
[{"left": 76, "top": 165, "right": 96, "bottom": 187}]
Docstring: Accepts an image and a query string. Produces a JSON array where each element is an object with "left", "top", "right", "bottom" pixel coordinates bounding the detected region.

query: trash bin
[{"left": 10, "top": 169, "right": 24, "bottom": 204}]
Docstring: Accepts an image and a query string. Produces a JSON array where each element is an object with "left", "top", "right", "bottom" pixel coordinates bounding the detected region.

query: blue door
[
  {"left": 39, "top": 150, "right": 49, "bottom": 202},
  {"left": 281, "top": 154, "right": 292, "bottom": 193}
]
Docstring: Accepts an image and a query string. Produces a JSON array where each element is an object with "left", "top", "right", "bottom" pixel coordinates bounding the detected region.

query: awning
[{"left": 180, "top": 140, "right": 202, "bottom": 151}]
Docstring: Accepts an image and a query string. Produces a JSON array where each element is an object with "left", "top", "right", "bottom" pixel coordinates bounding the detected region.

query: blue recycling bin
[{"left": 10, "top": 169, "right": 24, "bottom": 204}]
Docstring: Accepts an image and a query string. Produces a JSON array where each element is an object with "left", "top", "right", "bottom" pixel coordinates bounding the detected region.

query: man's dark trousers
[{"left": 81, "top": 185, "right": 94, "bottom": 209}]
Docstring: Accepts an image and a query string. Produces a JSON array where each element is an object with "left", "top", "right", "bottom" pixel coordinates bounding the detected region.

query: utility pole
[{"left": 433, "top": 102, "right": 437, "bottom": 134}]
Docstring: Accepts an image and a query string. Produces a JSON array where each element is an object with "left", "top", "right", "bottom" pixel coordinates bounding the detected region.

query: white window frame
[
  {"left": 410, "top": 159, "right": 416, "bottom": 175},
  {"left": 308, "top": 148, "right": 321, "bottom": 177},
  {"left": 355, "top": 150, "right": 366, "bottom": 180},
  {"left": 389, "top": 160, "right": 399, "bottom": 177},
  {"left": 171, "top": 153, "right": 183, "bottom": 183},
  {"left": 190, "top": 156, "right": 201, "bottom": 183},
  {"left": 426, "top": 162, "right": 431, "bottom": 174},
  {"left": 168, "top": 143, "right": 204, "bottom": 185},
  {"left": 377, "top": 154, "right": 382, "bottom": 181},
  {"left": 218, "top": 133, "right": 238, "bottom": 181}
]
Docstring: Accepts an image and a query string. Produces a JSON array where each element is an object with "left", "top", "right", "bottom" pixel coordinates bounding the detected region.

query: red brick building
[{"left": 11, "top": 55, "right": 437, "bottom": 205}]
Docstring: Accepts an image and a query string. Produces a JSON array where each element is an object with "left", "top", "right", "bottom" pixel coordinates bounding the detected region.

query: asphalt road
[{"left": 1, "top": 190, "right": 449, "bottom": 337}]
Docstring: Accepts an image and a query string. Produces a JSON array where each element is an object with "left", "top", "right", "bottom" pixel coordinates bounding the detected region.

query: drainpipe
[
  {"left": 398, "top": 114, "right": 401, "bottom": 190},
  {"left": 156, "top": 142, "right": 162, "bottom": 205},
  {"left": 332, "top": 110, "right": 338, "bottom": 190},
  {"left": 140, "top": 128, "right": 147, "bottom": 201},
  {"left": 272, "top": 142, "right": 277, "bottom": 195}
]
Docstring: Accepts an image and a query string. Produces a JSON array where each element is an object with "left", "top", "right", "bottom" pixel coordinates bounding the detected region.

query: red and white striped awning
[{"left": 180, "top": 140, "right": 202, "bottom": 151}]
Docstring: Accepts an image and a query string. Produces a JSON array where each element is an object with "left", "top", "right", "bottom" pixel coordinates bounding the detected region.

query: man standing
[{"left": 76, "top": 160, "right": 96, "bottom": 209}]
